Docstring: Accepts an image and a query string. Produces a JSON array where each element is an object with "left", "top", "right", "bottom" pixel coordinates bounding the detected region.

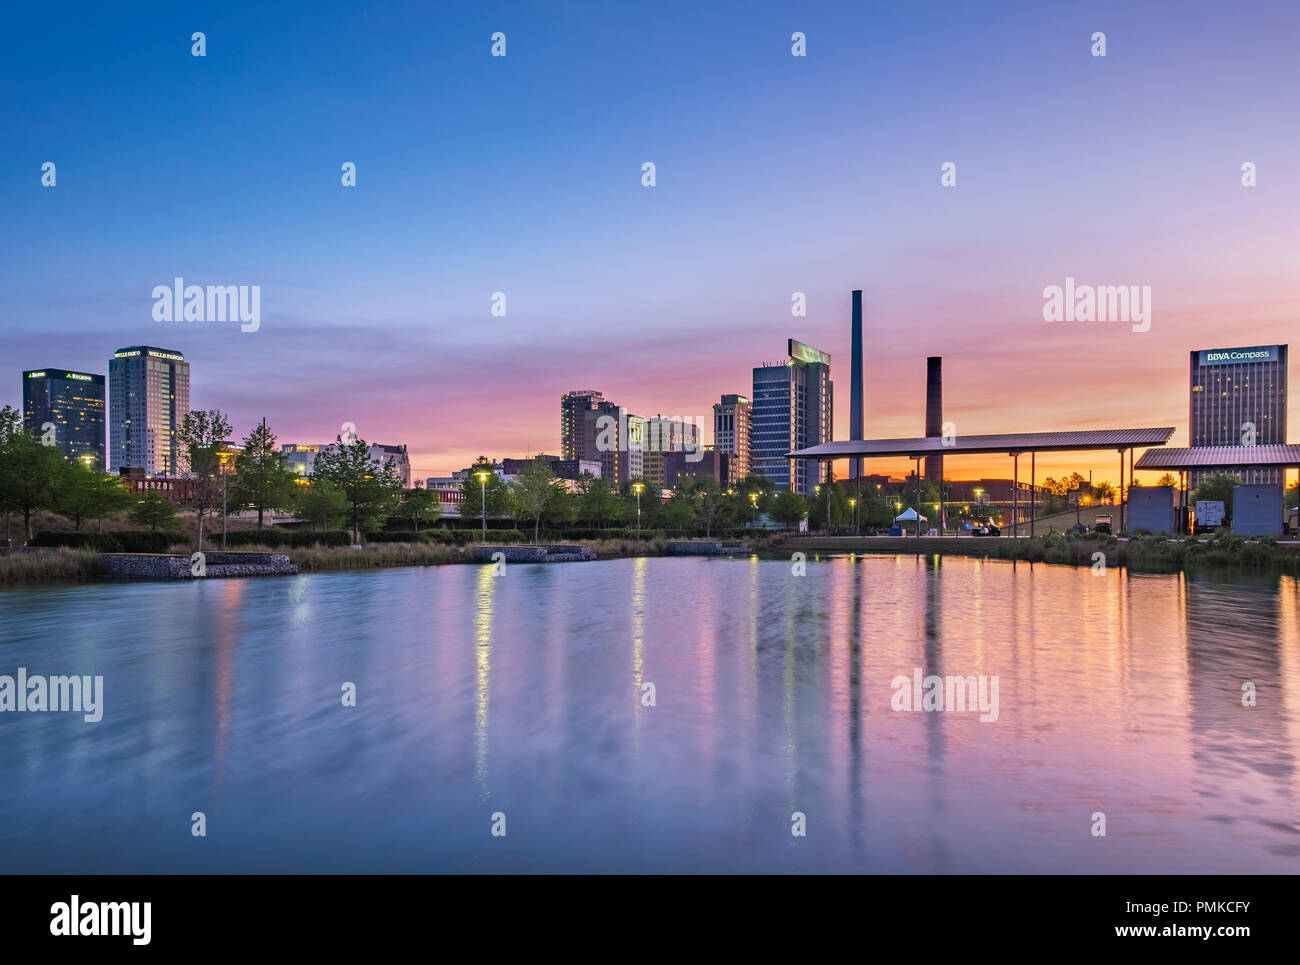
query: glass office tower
[{"left": 22, "top": 368, "right": 106, "bottom": 469}]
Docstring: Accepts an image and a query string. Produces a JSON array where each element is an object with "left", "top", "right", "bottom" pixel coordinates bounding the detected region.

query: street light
[
  {"left": 475, "top": 470, "right": 490, "bottom": 540},
  {"left": 849, "top": 497, "right": 857, "bottom": 535},
  {"left": 633, "top": 482, "right": 644, "bottom": 536},
  {"left": 748, "top": 492, "right": 759, "bottom": 526}
]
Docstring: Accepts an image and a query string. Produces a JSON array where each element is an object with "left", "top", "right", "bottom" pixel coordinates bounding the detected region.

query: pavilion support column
[
  {"left": 1030, "top": 452, "right": 1036, "bottom": 539},
  {"left": 1128, "top": 448, "right": 1134, "bottom": 532},
  {"left": 1012, "top": 453, "right": 1019, "bottom": 538},
  {"left": 1118, "top": 449, "right": 1125, "bottom": 532}
]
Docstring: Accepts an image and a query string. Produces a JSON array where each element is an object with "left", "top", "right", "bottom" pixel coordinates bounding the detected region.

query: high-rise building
[
  {"left": 576, "top": 401, "right": 644, "bottom": 487},
  {"left": 561, "top": 390, "right": 605, "bottom": 461},
  {"left": 712, "top": 394, "right": 751, "bottom": 485},
  {"left": 642, "top": 415, "right": 702, "bottom": 490},
  {"left": 1189, "top": 345, "right": 1288, "bottom": 485},
  {"left": 22, "top": 368, "right": 106, "bottom": 470},
  {"left": 752, "top": 340, "right": 833, "bottom": 495},
  {"left": 108, "top": 346, "right": 190, "bottom": 476}
]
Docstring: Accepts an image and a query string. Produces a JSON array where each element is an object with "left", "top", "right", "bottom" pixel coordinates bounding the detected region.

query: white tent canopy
[{"left": 894, "top": 507, "right": 927, "bottom": 522}]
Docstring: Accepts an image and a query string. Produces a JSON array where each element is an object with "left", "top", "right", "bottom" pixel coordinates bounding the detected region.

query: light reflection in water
[
  {"left": 0, "top": 555, "right": 1298, "bottom": 873},
  {"left": 474, "top": 564, "right": 495, "bottom": 800}
]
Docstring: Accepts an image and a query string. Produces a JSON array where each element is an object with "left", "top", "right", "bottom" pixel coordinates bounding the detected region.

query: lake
[{"left": 2, "top": 553, "right": 1298, "bottom": 873}]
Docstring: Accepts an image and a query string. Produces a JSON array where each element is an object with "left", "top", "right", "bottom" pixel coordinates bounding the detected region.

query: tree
[
  {"left": 130, "top": 489, "right": 180, "bottom": 533},
  {"left": 808, "top": 482, "right": 851, "bottom": 533},
  {"left": 577, "top": 473, "right": 623, "bottom": 529},
  {"left": 1093, "top": 481, "right": 1117, "bottom": 504},
  {"left": 296, "top": 478, "right": 348, "bottom": 532},
  {"left": 230, "top": 419, "right": 298, "bottom": 528},
  {"left": 1192, "top": 473, "right": 1243, "bottom": 521},
  {"left": 0, "top": 429, "right": 65, "bottom": 542},
  {"left": 177, "top": 409, "right": 233, "bottom": 550},
  {"left": 401, "top": 482, "right": 442, "bottom": 535},
  {"left": 1156, "top": 473, "right": 1179, "bottom": 488},
  {"left": 0, "top": 405, "right": 23, "bottom": 542},
  {"left": 58, "top": 461, "right": 132, "bottom": 532},
  {"left": 695, "top": 477, "right": 726, "bottom": 538},
  {"left": 510, "top": 457, "right": 569, "bottom": 543},
  {"left": 657, "top": 491, "right": 698, "bottom": 531},
  {"left": 770, "top": 490, "right": 808, "bottom": 529},
  {"left": 621, "top": 478, "right": 659, "bottom": 530},
  {"left": 1063, "top": 472, "right": 1089, "bottom": 493},
  {"left": 311, "top": 434, "right": 404, "bottom": 543},
  {"left": 861, "top": 489, "right": 895, "bottom": 529},
  {"left": 459, "top": 457, "right": 512, "bottom": 524},
  {"left": 1043, "top": 476, "right": 1069, "bottom": 497}
]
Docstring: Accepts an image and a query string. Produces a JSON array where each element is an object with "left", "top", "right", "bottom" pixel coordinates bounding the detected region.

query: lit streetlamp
[
  {"left": 475, "top": 470, "right": 490, "bottom": 540},
  {"left": 849, "top": 497, "right": 857, "bottom": 535},
  {"left": 633, "top": 482, "right": 644, "bottom": 536},
  {"left": 748, "top": 492, "right": 759, "bottom": 526}
]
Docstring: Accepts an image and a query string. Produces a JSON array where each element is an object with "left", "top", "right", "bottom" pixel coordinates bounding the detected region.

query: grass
[
  {"left": 0, "top": 548, "right": 102, "bottom": 583},
  {"left": 786, "top": 530, "right": 1300, "bottom": 575}
]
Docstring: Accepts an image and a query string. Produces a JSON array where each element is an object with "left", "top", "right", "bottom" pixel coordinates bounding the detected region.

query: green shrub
[
  {"left": 222, "top": 529, "right": 351, "bottom": 548},
  {"left": 30, "top": 531, "right": 177, "bottom": 553}
]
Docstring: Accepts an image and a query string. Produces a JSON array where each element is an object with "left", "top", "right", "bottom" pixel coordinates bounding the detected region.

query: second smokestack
[{"left": 924, "top": 356, "right": 942, "bottom": 483}]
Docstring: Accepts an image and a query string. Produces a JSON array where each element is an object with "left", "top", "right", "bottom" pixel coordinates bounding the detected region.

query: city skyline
[
  {"left": 10, "top": 331, "right": 1295, "bottom": 490},
  {"left": 4, "top": 1, "right": 1298, "bottom": 484}
]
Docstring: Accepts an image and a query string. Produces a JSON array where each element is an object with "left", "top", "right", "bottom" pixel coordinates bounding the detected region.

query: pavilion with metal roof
[
  {"left": 1129, "top": 446, "right": 1300, "bottom": 534},
  {"left": 1133, "top": 445, "right": 1300, "bottom": 472},
  {"left": 789, "top": 426, "right": 1177, "bottom": 535}
]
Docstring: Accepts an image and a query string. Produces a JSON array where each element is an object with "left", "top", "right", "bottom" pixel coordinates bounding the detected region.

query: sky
[{"left": 2, "top": 0, "right": 1298, "bottom": 486}]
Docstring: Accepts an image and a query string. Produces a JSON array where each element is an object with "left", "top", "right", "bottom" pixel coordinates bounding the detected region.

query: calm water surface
[{"left": 2, "top": 555, "right": 1298, "bottom": 873}]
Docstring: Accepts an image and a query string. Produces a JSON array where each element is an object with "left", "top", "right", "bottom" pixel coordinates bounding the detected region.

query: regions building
[
  {"left": 108, "top": 346, "right": 190, "bottom": 476},
  {"left": 22, "top": 368, "right": 106, "bottom": 470},
  {"left": 752, "top": 340, "right": 833, "bottom": 495},
  {"left": 1189, "top": 344, "right": 1288, "bottom": 485},
  {"left": 712, "top": 394, "right": 751, "bottom": 485}
]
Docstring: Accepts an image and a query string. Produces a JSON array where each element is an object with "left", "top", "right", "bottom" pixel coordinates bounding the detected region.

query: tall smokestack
[
  {"left": 849, "top": 290, "right": 864, "bottom": 479},
  {"left": 924, "top": 356, "right": 942, "bottom": 483}
]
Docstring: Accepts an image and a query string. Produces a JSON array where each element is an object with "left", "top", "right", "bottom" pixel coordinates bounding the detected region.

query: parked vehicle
[{"left": 1094, "top": 514, "right": 1113, "bottom": 535}]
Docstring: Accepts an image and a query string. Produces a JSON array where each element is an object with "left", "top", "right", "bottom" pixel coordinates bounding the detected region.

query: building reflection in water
[
  {"left": 212, "top": 578, "right": 244, "bottom": 789},
  {"left": 1182, "top": 571, "right": 1298, "bottom": 850},
  {"left": 474, "top": 564, "right": 496, "bottom": 801},
  {"left": 631, "top": 555, "right": 647, "bottom": 756}
]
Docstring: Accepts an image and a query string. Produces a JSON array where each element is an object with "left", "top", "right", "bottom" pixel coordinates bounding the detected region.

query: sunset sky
[{"left": 3, "top": 0, "right": 1297, "bottom": 487}]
